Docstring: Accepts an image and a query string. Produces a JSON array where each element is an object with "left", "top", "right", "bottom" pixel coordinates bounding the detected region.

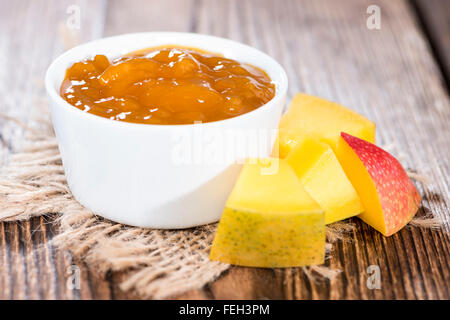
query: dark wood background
[{"left": 0, "top": 0, "right": 449, "bottom": 299}]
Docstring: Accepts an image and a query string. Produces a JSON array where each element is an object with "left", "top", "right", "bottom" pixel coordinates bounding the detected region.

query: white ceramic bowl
[{"left": 45, "top": 32, "right": 288, "bottom": 228}]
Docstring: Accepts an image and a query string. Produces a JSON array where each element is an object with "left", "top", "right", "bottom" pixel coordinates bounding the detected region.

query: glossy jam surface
[{"left": 60, "top": 47, "right": 275, "bottom": 124}]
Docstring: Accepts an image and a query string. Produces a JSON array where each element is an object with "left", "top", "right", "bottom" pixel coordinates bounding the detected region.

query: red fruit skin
[{"left": 341, "top": 132, "right": 421, "bottom": 236}]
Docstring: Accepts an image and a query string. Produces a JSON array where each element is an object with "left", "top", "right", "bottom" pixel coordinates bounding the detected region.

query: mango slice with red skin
[{"left": 336, "top": 132, "right": 421, "bottom": 236}]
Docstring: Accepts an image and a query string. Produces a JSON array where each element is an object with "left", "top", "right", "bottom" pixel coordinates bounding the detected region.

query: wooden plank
[
  {"left": 104, "top": 0, "right": 197, "bottom": 36},
  {"left": 0, "top": 0, "right": 449, "bottom": 300},
  {"left": 166, "top": 0, "right": 450, "bottom": 300},
  {"left": 0, "top": 0, "right": 109, "bottom": 300},
  {"left": 413, "top": 0, "right": 450, "bottom": 87}
]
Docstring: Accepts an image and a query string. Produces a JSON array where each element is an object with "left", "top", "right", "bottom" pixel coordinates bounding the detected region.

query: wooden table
[{"left": 0, "top": 0, "right": 449, "bottom": 300}]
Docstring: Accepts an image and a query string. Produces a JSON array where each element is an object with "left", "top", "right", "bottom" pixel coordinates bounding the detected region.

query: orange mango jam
[{"left": 60, "top": 47, "right": 275, "bottom": 124}]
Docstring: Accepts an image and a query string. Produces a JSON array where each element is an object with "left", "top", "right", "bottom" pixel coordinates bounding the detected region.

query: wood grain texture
[
  {"left": 0, "top": 0, "right": 110, "bottom": 300},
  {"left": 0, "top": 0, "right": 449, "bottom": 300},
  {"left": 413, "top": 0, "right": 450, "bottom": 87}
]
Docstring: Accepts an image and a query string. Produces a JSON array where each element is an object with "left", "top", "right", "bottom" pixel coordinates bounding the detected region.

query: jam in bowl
[
  {"left": 61, "top": 46, "right": 276, "bottom": 125},
  {"left": 45, "top": 32, "right": 288, "bottom": 228}
]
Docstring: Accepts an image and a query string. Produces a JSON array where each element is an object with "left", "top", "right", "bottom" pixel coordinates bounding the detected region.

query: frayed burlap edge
[{"left": 0, "top": 108, "right": 443, "bottom": 299}]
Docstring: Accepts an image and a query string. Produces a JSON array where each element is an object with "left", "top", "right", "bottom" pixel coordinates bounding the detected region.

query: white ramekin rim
[{"left": 45, "top": 32, "right": 288, "bottom": 130}]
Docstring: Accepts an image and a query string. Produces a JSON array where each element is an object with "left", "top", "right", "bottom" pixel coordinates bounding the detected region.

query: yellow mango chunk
[
  {"left": 210, "top": 158, "right": 325, "bottom": 267},
  {"left": 286, "top": 138, "right": 363, "bottom": 224},
  {"left": 276, "top": 93, "right": 376, "bottom": 158}
]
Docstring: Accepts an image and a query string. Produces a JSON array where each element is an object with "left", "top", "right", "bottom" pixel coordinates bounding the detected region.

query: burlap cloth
[{"left": 0, "top": 96, "right": 442, "bottom": 299}]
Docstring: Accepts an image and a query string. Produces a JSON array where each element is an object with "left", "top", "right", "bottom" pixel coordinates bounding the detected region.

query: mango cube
[
  {"left": 276, "top": 93, "right": 376, "bottom": 158},
  {"left": 210, "top": 158, "right": 325, "bottom": 267},
  {"left": 286, "top": 138, "right": 364, "bottom": 224}
]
